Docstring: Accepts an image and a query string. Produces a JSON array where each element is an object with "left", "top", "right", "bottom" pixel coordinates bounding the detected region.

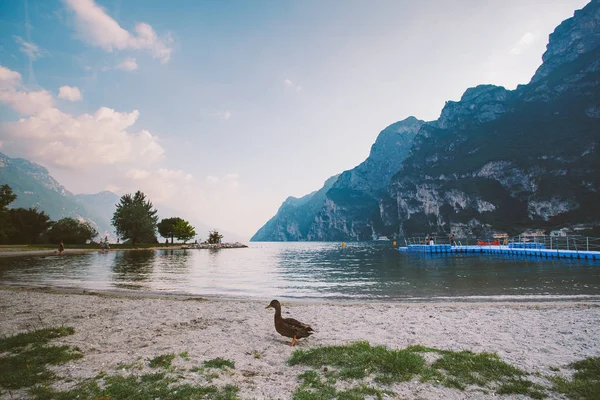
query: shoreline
[
  {"left": 1, "top": 286, "right": 599, "bottom": 399},
  {"left": 2, "top": 283, "right": 600, "bottom": 305}
]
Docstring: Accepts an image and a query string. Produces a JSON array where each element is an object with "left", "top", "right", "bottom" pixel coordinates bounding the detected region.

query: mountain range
[{"left": 252, "top": 0, "right": 600, "bottom": 241}]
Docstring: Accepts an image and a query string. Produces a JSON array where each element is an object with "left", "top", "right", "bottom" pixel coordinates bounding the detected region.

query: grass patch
[
  {"left": 179, "top": 351, "right": 190, "bottom": 360},
  {"left": 203, "top": 357, "right": 235, "bottom": 370},
  {"left": 0, "top": 326, "right": 82, "bottom": 391},
  {"left": 149, "top": 353, "right": 177, "bottom": 369},
  {"left": 30, "top": 372, "right": 240, "bottom": 400},
  {"left": 552, "top": 357, "right": 600, "bottom": 399},
  {"left": 0, "top": 326, "right": 75, "bottom": 352},
  {"left": 293, "top": 369, "right": 391, "bottom": 400},
  {"left": 288, "top": 341, "right": 425, "bottom": 383},
  {"left": 288, "top": 342, "right": 547, "bottom": 398}
]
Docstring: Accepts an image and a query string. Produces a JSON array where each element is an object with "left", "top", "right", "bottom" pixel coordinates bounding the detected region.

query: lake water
[{"left": 0, "top": 242, "right": 599, "bottom": 302}]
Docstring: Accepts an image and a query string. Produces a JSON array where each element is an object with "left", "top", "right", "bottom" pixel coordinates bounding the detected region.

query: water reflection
[
  {"left": 112, "top": 251, "right": 156, "bottom": 283},
  {"left": 0, "top": 243, "right": 598, "bottom": 300}
]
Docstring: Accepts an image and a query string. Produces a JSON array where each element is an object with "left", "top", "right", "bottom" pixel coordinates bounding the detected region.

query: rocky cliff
[
  {"left": 252, "top": 117, "right": 424, "bottom": 241},
  {"left": 389, "top": 0, "right": 600, "bottom": 238},
  {"left": 253, "top": 0, "right": 600, "bottom": 241}
]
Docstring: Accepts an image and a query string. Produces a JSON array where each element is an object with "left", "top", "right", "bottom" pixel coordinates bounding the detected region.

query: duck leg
[{"left": 290, "top": 336, "right": 297, "bottom": 346}]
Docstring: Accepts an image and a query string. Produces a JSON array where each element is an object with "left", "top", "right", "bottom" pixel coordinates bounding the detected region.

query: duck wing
[{"left": 283, "top": 317, "right": 314, "bottom": 332}]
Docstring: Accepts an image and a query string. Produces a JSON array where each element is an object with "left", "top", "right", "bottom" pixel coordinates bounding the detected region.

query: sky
[{"left": 0, "top": 0, "right": 590, "bottom": 239}]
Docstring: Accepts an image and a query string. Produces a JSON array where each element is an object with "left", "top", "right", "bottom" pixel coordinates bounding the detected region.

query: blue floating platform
[{"left": 403, "top": 244, "right": 599, "bottom": 261}]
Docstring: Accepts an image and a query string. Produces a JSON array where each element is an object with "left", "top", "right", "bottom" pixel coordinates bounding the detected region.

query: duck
[{"left": 266, "top": 299, "right": 314, "bottom": 346}]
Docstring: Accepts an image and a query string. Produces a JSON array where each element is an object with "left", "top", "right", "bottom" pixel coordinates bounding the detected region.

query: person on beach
[{"left": 58, "top": 241, "right": 64, "bottom": 255}]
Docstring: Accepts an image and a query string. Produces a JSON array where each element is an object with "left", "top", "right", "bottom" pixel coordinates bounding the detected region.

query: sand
[{"left": 1, "top": 286, "right": 599, "bottom": 399}]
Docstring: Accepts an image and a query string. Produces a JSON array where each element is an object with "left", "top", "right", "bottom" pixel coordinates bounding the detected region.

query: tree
[
  {"left": 111, "top": 191, "right": 158, "bottom": 247},
  {"left": 208, "top": 229, "right": 223, "bottom": 244},
  {"left": 7, "top": 208, "right": 52, "bottom": 244},
  {"left": 0, "top": 184, "right": 17, "bottom": 244},
  {"left": 0, "top": 184, "right": 17, "bottom": 208},
  {"left": 174, "top": 219, "right": 196, "bottom": 243},
  {"left": 48, "top": 218, "right": 98, "bottom": 244},
  {"left": 157, "top": 217, "right": 183, "bottom": 244}
]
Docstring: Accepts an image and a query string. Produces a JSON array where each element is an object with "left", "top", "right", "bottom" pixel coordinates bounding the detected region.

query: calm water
[{"left": 0, "top": 242, "right": 599, "bottom": 301}]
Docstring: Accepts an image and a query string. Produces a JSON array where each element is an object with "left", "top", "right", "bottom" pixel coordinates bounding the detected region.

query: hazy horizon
[{"left": 0, "top": 0, "right": 590, "bottom": 238}]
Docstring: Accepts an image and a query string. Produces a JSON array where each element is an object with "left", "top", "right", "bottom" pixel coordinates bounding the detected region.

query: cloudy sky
[{"left": 0, "top": 0, "right": 589, "bottom": 238}]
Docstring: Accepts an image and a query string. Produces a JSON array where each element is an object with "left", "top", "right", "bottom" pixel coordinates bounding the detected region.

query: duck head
[{"left": 265, "top": 299, "right": 281, "bottom": 310}]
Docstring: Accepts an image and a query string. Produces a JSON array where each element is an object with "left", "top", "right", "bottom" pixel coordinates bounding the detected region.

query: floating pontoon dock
[{"left": 399, "top": 236, "right": 600, "bottom": 261}]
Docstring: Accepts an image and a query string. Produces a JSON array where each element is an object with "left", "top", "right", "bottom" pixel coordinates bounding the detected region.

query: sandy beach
[{"left": 1, "top": 286, "right": 599, "bottom": 399}]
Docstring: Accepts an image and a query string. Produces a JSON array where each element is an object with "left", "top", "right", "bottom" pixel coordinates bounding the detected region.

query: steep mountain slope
[
  {"left": 252, "top": 117, "right": 424, "bottom": 241},
  {"left": 0, "top": 152, "right": 114, "bottom": 236},
  {"left": 251, "top": 174, "right": 339, "bottom": 241},
  {"left": 387, "top": 0, "right": 600, "bottom": 237}
]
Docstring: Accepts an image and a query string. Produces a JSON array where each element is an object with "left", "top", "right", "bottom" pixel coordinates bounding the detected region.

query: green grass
[
  {"left": 0, "top": 326, "right": 75, "bottom": 352},
  {"left": 292, "top": 369, "right": 392, "bottom": 400},
  {"left": 552, "top": 357, "right": 600, "bottom": 399},
  {"left": 0, "top": 326, "right": 82, "bottom": 390},
  {"left": 30, "top": 373, "right": 240, "bottom": 400},
  {"left": 288, "top": 341, "right": 425, "bottom": 383},
  {"left": 149, "top": 353, "right": 177, "bottom": 369},
  {"left": 288, "top": 342, "right": 547, "bottom": 398},
  {"left": 203, "top": 357, "right": 235, "bottom": 370}
]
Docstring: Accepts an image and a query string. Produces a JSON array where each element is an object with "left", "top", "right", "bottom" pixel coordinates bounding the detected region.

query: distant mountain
[
  {"left": 251, "top": 174, "right": 339, "bottom": 241},
  {"left": 253, "top": 0, "right": 600, "bottom": 241},
  {"left": 0, "top": 152, "right": 246, "bottom": 243},
  {"left": 252, "top": 116, "right": 424, "bottom": 241},
  {"left": 0, "top": 152, "right": 114, "bottom": 237}
]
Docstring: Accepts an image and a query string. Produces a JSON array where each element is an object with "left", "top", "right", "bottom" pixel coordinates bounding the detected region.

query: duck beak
[{"left": 265, "top": 305, "right": 271, "bottom": 309}]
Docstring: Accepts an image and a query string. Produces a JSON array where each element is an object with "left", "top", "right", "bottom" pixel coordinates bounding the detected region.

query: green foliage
[
  {"left": 552, "top": 357, "right": 600, "bottom": 399},
  {"left": 208, "top": 229, "right": 223, "bottom": 244},
  {"left": 0, "top": 184, "right": 17, "bottom": 209},
  {"left": 203, "top": 357, "right": 235, "bottom": 370},
  {"left": 31, "top": 373, "right": 240, "bottom": 400},
  {"left": 0, "top": 184, "right": 17, "bottom": 244},
  {"left": 157, "top": 217, "right": 183, "bottom": 243},
  {"left": 149, "top": 353, "right": 177, "bottom": 369},
  {"left": 0, "top": 326, "right": 81, "bottom": 390},
  {"left": 5, "top": 207, "right": 52, "bottom": 244},
  {"left": 111, "top": 191, "right": 158, "bottom": 247},
  {"left": 47, "top": 217, "right": 98, "bottom": 244},
  {"left": 175, "top": 219, "right": 196, "bottom": 243}
]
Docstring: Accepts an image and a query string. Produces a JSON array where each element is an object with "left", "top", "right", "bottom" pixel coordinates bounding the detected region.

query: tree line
[
  {"left": 0, "top": 184, "right": 216, "bottom": 246},
  {"left": 0, "top": 184, "right": 97, "bottom": 244}
]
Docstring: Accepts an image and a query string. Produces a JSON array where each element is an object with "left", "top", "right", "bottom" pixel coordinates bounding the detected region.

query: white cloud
[
  {"left": 104, "top": 184, "right": 119, "bottom": 192},
  {"left": 0, "top": 66, "right": 22, "bottom": 88},
  {"left": 284, "top": 78, "right": 302, "bottom": 92},
  {"left": 216, "top": 110, "right": 232, "bottom": 120},
  {"left": 0, "top": 65, "right": 164, "bottom": 170},
  {"left": 223, "top": 173, "right": 239, "bottom": 188},
  {"left": 206, "top": 175, "right": 219, "bottom": 183},
  {"left": 58, "top": 85, "right": 82, "bottom": 101},
  {"left": 64, "top": 0, "right": 173, "bottom": 63},
  {"left": 0, "top": 68, "right": 53, "bottom": 114},
  {"left": 510, "top": 32, "right": 536, "bottom": 55},
  {"left": 13, "top": 36, "right": 44, "bottom": 60},
  {"left": 118, "top": 167, "right": 198, "bottom": 204},
  {"left": 116, "top": 57, "right": 138, "bottom": 71}
]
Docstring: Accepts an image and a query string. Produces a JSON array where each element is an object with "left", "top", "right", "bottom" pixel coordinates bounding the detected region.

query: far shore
[
  {"left": 0, "top": 242, "right": 248, "bottom": 258},
  {"left": 1, "top": 286, "right": 599, "bottom": 399}
]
